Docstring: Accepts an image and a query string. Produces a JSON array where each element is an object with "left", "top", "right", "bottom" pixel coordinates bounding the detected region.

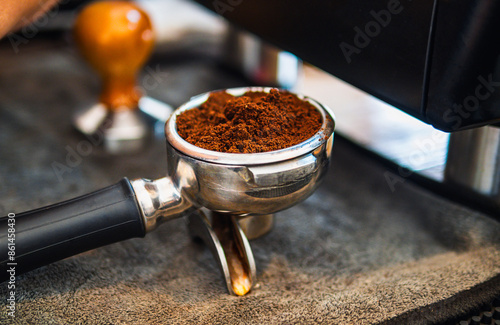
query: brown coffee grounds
[{"left": 176, "top": 89, "right": 322, "bottom": 153}]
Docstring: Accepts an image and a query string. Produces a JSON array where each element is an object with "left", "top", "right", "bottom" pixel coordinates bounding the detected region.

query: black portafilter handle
[{"left": 0, "top": 178, "right": 145, "bottom": 282}]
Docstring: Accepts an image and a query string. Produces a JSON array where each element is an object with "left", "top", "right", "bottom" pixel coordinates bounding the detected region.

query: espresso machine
[{"left": 192, "top": 0, "right": 500, "bottom": 217}]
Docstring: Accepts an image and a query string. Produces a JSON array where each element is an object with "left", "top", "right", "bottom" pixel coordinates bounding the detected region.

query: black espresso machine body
[{"left": 195, "top": 0, "right": 500, "bottom": 132}]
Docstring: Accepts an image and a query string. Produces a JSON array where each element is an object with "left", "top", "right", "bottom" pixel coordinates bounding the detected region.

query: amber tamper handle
[{"left": 74, "top": 1, "right": 154, "bottom": 111}]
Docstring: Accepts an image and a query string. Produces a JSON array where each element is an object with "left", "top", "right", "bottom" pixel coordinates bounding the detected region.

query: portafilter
[{"left": 0, "top": 87, "right": 335, "bottom": 295}]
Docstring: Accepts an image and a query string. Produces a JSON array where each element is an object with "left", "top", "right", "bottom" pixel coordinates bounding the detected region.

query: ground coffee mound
[{"left": 176, "top": 89, "right": 322, "bottom": 153}]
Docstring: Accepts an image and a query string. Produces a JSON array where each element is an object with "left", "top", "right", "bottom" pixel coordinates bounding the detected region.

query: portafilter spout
[{"left": 0, "top": 87, "right": 335, "bottom": 295}]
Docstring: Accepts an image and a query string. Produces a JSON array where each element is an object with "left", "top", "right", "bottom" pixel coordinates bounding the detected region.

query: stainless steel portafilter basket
[{"left": 0, "top": 87, "right": 335, "bottom": 295}]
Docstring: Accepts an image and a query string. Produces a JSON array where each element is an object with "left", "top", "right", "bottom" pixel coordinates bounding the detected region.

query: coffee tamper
[
  {"left": 0, "top": 87, "right": 335, "bottom": 296},
  {"left": 73, "top": 1, "right": 173, "bottom": 153}
]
